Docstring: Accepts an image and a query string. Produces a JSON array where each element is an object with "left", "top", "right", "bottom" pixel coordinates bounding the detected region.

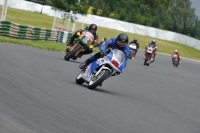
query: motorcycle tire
[
  {"left": 75, "top": 70, "right": 85, "bottom": 84},
  {"left": 175, "top": 60, "right": 178, "bottom": 67},
  {"left": 65, "top": 45, "right": 82, "bottom": 61},
  {"left": 64, "top": 53, "right": 69, "bottom": 60},
  {"left": 144, "top": 59, "right": 147, "bottom": 65},
  {"left": 88, "top": 69, "right": 110, "bottom": 90}
]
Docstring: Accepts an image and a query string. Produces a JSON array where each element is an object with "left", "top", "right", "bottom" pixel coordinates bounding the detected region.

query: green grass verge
[
  {"left": 0, "top": 36, "right": 100, "bottom": 52},
  {"left": 0, "top": 6, "right": 200, "bottom": 60}
]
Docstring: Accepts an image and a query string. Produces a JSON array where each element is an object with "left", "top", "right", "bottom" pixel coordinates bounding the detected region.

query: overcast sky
[
  {"left": 191, "top": 0, "right": 200, "bottom": 17},
  {"left": 0, "top": 0, "right": 199, "bottom": 17}
]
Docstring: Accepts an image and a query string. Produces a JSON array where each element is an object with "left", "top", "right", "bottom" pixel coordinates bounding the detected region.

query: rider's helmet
[
  {"left": 133, "top": 38, "right": 137, "bottom": 43},
  {"left": 89, "top": 24, "right": 97, "bottom": 34},
  {"left": 104, "top": 37, "right": 107, "bottom": 41},
  {"left": 116, "top": 33, "right": 129, "bottom": 47},
  {"left": 152, "top": 39, "right": 156, "bottom": 44},
  {"left": 174, "top": 49, "right": 178, "bottom": 53}
]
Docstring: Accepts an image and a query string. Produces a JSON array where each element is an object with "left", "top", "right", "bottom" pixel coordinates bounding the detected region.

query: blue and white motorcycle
[{"left": 75, "top": 49, "right": 125, "bottom": 90}]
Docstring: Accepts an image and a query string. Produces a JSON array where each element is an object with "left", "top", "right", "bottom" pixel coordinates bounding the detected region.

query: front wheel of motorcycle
[
  {"left": 88, "top": 69, "right": 110, "bottom": 90},
  {"left": 64, "top": 53, "right": 69, "bottom": 60},
  {"left": 144, "top": 59, "right": 148, "bottom": 66},
  {"left": 175, "top": 60, "right": 178, "bottom": 67},
  {"left": 75, "top": 70, "right": 85, "bottom": 84},
  {"left": 65, "top": 45, "right": 82, "bottom": 61}
]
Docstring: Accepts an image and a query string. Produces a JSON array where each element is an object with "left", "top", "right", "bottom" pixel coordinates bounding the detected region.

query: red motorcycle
[
  {"left": 144, "top": 44, "right": 156, "bottom": 66},
  {"left": 172, "top": 53, "right": 179, "bottom": 67}
]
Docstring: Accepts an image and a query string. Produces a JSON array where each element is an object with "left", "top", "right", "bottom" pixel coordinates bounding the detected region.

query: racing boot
[
  {"left": 79, "top": 56, "right": 96, "bottom": 69},
  {"left": 79, "top": 59, "right": 89, "bottom": 69}
]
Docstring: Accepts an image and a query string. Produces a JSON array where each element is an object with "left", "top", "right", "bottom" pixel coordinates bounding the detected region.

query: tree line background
[{"left": 26, "top": 0, "right": 200, "bottom": 40}]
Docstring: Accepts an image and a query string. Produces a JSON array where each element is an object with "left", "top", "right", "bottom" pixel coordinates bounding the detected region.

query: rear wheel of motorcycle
[
  {"left": 65, "top": 45, "right": 82, "bottom": 61},
  {"left": 76, "top": 70, "right": 85, "bottom": 84},
  {"left": 72, "top": 56, "right": 77, "bottom": 60},
  {"left": 88, "top": 69, "right": 110, "bottom": 90}
]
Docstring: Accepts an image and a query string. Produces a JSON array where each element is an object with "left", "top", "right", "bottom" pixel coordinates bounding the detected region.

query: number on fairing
[{"left": 83, "top": 36, "right": 90, "bottom": 43}]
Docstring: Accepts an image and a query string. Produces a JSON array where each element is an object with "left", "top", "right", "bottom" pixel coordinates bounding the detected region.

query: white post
[
  {"left": 67, "top": 11, "right": 73, "bottom": 31},
  {"left": 52, "top": 10, "right": 57, "bottom": 30},
  {"left": 1, "top": 0, "right": 8, "bottom": 21},
  {"left": 66, "top": 14, "right": 70, "bottom": 31},
  {"left": 81, "top": 15, "right": 85, "bottom": 29},
  {"left": 72, "top": 22, "right": 75, "bottom": 32}
]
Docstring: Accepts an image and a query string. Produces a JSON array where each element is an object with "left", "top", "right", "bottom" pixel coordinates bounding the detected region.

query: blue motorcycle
[{"left": 75, "top": 49, "right": 125, "bottom": 90}]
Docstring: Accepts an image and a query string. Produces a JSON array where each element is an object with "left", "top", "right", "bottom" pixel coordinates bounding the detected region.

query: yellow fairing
[
  {"left": 76, "top": 32, "right": 81, "bottom": 36},
  {"left": 89, "top": 45, "right": 94, "bottom": 48}
]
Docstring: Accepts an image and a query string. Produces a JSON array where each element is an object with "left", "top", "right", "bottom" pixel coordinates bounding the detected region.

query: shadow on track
[
  {"left": 68, "top": 81, "right": 136, "bottom": 99},
  {"left": 57, "top": 57, "right": 82, "bottom": 64}
]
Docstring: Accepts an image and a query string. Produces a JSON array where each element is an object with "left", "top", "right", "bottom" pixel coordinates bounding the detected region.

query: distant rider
[
  {"left": 172, "top": 49, "right": 180, "bottom": 63},
  {"left": 129, "top": 38, "right": 139, "bottom": 59},
  {"left": 66, "top": 24, "right": 98, "bottom": 58},
  {"left": 144, "top": 39, "right": 157, "bottom": 62}
]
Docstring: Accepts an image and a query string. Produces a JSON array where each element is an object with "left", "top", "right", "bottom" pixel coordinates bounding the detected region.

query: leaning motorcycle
[
  {"left": 129, "top": 43, "right": 137, "bottom": 59},
  {"left": 144, "top": 44, "right": 156, "bottom": 66},
  {"left": 172, "top": 53, "right": 179, "bottom": 67},
  {"left": 64, "top": 31, "right": 94, "bottom": 61},
  {"left": 75, "top": 49, "right": 125, "bottom": 90}
]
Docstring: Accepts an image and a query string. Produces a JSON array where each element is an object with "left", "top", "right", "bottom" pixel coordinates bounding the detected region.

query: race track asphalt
[{"left": 0, "top": 43, "right": 200, "bottom": 133}]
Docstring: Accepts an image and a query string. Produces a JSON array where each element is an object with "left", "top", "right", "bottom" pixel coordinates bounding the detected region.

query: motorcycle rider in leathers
[
  {"left": 144, "top": 39, "right": 157, "bottom": 62},
  {"left": 172, "top": 49, "right": 180, "bottom": 63},
  {"left": 66, "top": 24, "right": 98, "bottom": 58},
  {"left": 79, "top": 33, "right": 130, "bottom": 73},
  {"left": 129, "top": 38, "right": 139, "bottom": 52},
  {"left": 129, "top": 38, "right": 139, "bottom": 59}
]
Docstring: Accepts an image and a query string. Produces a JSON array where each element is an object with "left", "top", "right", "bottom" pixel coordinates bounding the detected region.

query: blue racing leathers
[{"left": 99, "top": 38, "right": 130, "bottom": 70}]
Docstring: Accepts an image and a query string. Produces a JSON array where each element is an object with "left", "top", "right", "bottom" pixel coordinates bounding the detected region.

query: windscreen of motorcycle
[
  {"left": 108, "top": 49, "right": 125, "bottom": 68},
  {"left": 147, "top": 46, "right": 154, "bottom": 53},
  {"left": 129, "top": 43, "right": 137, "bottom": 49},
  {"left": 81, "top": 30, "right": 94, "bottom": 44},
  {"left": 172, "top": 54, "right": 178, "bottom": 59}
]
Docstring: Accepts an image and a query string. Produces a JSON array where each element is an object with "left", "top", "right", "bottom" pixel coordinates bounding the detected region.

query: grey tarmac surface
[{"left": 0, "top": 43, "right": 200, "bottom": 133}]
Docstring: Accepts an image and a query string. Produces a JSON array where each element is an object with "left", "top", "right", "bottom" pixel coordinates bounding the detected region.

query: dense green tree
[
  {"left": 48, "top": 0, "right": 199, "bottom": 39},
  {"left": 25, "top": 0, "right": 49, "bottom": 14},
  {"left": 49, "top": 0, "right": 89, "bottom": 15},
  {"left": 25, "top": 0, "right": 48, "bottom": 5}
]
